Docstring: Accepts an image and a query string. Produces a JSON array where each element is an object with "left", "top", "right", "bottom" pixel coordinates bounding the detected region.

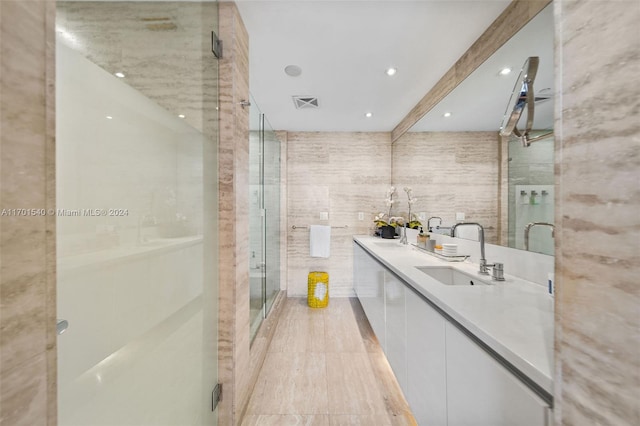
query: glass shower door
[
  {"left": 55, "top": 2, "right": 219, "bottom": 425},
  {"left": 249, "top": 97, "right": 281, "bottom": 341},
  {"left": 249, "top": 95, "right": 265, "bottom": 339},
  {"left": 263, "top": 118, "right": 281, "bottom": 315}
]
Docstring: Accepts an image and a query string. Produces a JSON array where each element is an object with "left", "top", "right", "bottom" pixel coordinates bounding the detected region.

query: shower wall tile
[
  {"left": 0, "top": 1, "right": 56, "bottom": 425},
  {"left": 554, "top": 1, "right": 640, "bottom": 424},
  {"left": 392, "top": 132, "right": 500, "bottom": 243},
  {"left": 286, "top": 132, "right": 391, "bottom": 297},
  {"left": 218, "top": 3, "right": 252, "bottom": 425}
]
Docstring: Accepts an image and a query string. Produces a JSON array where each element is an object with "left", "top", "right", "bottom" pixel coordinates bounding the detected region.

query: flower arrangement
[
  {"left": 404, "top": 187, "right": 422, "bottom": 229},
  {"left": 374, "top": 187, "right": 404, "bottom": 228},
  {"left": 374, "top": 186, "right": 422, "bottom": 231}
]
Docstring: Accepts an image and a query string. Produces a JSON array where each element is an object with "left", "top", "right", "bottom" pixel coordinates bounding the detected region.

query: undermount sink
[{"left": 416, "top": 266, "right": 491, "bottom": 286}]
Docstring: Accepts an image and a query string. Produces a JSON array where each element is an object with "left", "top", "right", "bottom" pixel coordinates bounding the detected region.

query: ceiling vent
[{"left": 292, "top": 96, "right": 319, "bottom": 109}]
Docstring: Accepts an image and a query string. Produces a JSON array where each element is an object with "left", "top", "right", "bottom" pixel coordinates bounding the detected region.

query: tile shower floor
[{"left": 242, "top": 297, "right": 417, "bottom": 426}]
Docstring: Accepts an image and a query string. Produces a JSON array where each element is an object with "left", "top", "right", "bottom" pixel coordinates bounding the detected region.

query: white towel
[{"left": 309, "top": 225, "right": 331, "bottom": 258}]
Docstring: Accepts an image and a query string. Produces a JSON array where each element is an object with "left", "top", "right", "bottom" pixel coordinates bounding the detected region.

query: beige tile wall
[
  {"left": 0, "top": 1, "right": 57, "bottom": 425},
  {"left": 392, "top": 131, "right": 500, "bottom": 243},
  {"left": 285, "top": 132, "right": 392, "bottom": 297},
  {"left": 554, "top": 1, "right": 640, "bottom": 424},
  {"left": 218, "top": 2, "right": 251, "bottom": 425}
]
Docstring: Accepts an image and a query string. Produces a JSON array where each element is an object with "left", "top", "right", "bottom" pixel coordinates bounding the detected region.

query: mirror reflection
[{"left": 392, "top": 4, "right": 554, "bottom": 256}]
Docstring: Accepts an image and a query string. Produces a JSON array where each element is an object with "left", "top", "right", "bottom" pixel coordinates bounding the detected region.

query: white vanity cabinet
[
  {"left": 353, "top": 241, "right": 551, "bottom": 426},
  {"left": 354, "top": 244, "right": 386, "bottom": 348},
  {"left": 405, "top": 287, "right": 448, "bottom": 426},
  {"left": 384, "top": 270, "right": 407, "bottom": 390},
  {"left": 445, "top": 322, "right": 550, "bottom": 426}
]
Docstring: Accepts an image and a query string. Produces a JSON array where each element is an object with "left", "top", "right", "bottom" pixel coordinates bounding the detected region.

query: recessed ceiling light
[
  {"left": 106, "top": 115, "right": 113, "bottom": 120},
  {"left": 385, "top": 67, "right": 397, "bottom": 76},
  {"left": 178, "top": 114, "right": 186, "bottom": 119},
  {"left": 499, "top": 67, "right": 512, "bottom": 76},
  {"left": 114, "top": 72, "right": 125, "bottom": 78},
  {"left": 443, "top": 112, "right": 452, "bottom": 118},
  {"left": 365, "top": 112, "right": 373, "bottom": 118},
  {"left": 284, "top": 65, "right": 302, "bottom": 77}
]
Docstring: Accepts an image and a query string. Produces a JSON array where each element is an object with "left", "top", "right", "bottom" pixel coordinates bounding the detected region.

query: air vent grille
[{"left": 292, "top": 96, "right": 319, "bottom": 109}]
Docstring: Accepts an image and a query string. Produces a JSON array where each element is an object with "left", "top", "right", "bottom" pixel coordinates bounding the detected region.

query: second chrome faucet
[{"left": 450, "top": 222, "right": 505, "bottom": 281}]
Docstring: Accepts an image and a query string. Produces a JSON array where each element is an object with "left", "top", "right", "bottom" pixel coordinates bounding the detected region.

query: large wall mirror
[{"left": 392, "top": 3, "right": 554, "bottom": 256}]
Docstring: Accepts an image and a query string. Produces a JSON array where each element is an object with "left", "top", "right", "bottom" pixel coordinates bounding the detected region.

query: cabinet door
[
  {"left": 384, "top": 270, "right": 407, "bottom": 390},
  {"left": 406, "top": 288, "right": 447, "bottom": 426},
  {"left": 354, "top": 244, "right": 386, "bottom": 348},
  {"left": 445, "top": 322, "right": 549, "bottom": 426}
]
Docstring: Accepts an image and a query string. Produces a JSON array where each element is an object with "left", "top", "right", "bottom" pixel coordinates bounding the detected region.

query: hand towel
[{"left": 309, "top": 225, "right": 331, "bottom": 258}]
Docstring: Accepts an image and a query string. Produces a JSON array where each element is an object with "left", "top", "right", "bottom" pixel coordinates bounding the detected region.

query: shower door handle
[{"left": 57, "top": 319, "right": 69, "bottom": 335}]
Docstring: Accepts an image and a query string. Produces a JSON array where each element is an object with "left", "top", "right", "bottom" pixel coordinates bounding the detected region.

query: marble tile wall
[
  {"left": 218, "top": 3, "right": 251, "bottom": 425},
  {"left": 554, "top": 1, "right": 640, "bottom": 424},
  {"left": 392, "top": 131, "right": 500, "bottom": 243},
  {"left": 285, "top": 132, "right": 392, "bottom": 297},
  {"left": 0, "top": 1, "right": 56, "bottom": 425}
]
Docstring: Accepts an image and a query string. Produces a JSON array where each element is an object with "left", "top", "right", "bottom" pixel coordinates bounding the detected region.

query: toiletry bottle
[{"left": 417, "top": 227, "right": 428, "bottom": 248}]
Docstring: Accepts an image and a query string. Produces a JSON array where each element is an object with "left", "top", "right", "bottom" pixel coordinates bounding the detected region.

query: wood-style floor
[{"left": 242, "top": 297, "right": 417, "bottom": 426}]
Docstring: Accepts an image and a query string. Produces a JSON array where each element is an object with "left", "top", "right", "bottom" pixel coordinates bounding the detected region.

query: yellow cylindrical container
[{"left": 307, "top": 271, "right": 329, "bottom": 308}]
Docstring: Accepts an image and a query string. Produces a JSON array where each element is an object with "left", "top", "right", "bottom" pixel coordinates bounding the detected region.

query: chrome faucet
[
  {"left": 451, "top": 222, "right": 504, "bottom": 280},
  {"left": 427, "top": 216, "right": 442, "bottom": 232},
  {"left": 524, "top": 222, "right": 555, "bottom": 251}
]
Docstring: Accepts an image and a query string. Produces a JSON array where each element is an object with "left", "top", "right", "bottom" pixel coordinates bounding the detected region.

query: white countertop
[{"left": 354, "top": 235, "right": 554, "bottom": 396}]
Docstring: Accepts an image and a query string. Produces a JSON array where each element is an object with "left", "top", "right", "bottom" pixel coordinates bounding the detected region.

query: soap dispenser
[{"left": 417, "top": 227, "right": 428, "bottom": 248}]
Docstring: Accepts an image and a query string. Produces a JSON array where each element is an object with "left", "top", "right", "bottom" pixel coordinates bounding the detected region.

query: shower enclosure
[
  {"left": 55, "top": 2, "right": 220, "bottom": 425},
  {"left": 249, "top": 95, "right": 282, "bottom": 340},
  {"left": 507, "top": 134, "right": 555, "bottom": 255}
]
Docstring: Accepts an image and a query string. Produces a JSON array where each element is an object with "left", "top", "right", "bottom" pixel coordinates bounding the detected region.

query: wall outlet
[
  {"left": 418, "top": 212, "right": 427, "bottom": 220},
  {"left": 456, "top": 212, "right": 465, "bottom": 221},
  {"left": 358, "top": 212, "right": 364, "bottom": 221},
  {"left": 320, "top": 211, "right": 329, "bottom": 220}
]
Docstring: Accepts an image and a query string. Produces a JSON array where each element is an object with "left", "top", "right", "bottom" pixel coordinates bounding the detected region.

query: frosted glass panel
[{"left": 56, "top": 2, "right": 218, "bottom": 425}]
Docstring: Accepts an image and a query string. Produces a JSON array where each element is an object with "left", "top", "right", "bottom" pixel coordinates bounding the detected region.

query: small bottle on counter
[{"left": 417, "top": 227, "right": 428, "bottom": 249}]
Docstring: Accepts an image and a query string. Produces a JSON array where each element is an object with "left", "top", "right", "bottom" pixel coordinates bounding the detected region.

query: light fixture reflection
[
  {"left": 385, "top": 67, "right": 397, "bottom": 76},
  {"left": 114, "top": 72, "right": 125, "bottom": 78},
  {"left": 499, "top": 67, "right": 512, "bottom": 76},
  {"left": 365, "top": 112, "right": 373, "bottom": 118},
  {"left": 443, "top": 112, "right": 452, "bottom": 118}
]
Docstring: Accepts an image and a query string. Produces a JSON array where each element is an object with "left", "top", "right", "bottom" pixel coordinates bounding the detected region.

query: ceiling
[
  {"left": 410, "top": 3, "right": 554, "bottom": 133},
  {"left": 236, "top": 0, "right": 512, "bottom": 132}
]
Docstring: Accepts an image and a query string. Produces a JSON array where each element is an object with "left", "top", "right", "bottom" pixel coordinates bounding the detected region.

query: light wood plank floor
[{"left": 242, "top": 297, "right": 417, "bottom": 426}]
